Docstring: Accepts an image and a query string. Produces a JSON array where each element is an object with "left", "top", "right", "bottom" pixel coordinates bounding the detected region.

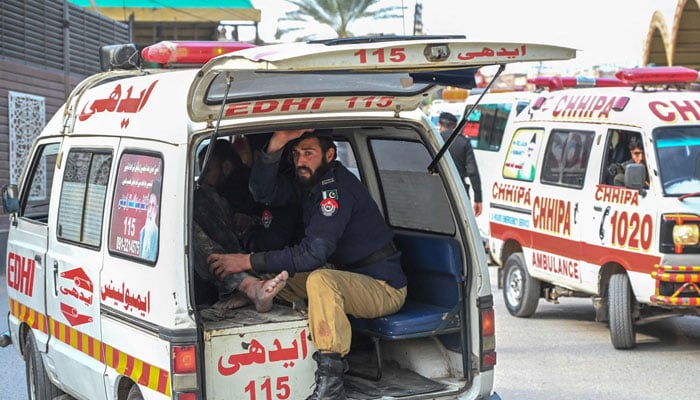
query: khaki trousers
[{"left": 280, "top": 269, "right": 406, "bottom": 356}]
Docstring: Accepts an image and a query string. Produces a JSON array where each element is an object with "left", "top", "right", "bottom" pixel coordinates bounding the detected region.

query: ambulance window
[
  {"left": 654, "top": 126, "right": 700, "bottom": 195},
  {"left": 542, "top": 130, "right": 594, "bottom": 188},
  {"left": 370, "top": 139, "right": 455, "bottom": 235},
  {"left": 335, "top": 140, "right": 360, "bottom": 180},
  {"left": 20, "top": 142, "right": 60, "bottom": 223},
  {"left": 57, "top": 150, "right": 112, "bottom": 248},
  {"left": 467, "top": 103, "right": 512, "bottom": 152},
  {"left": 108, "top": 153, "right": 163, "bottom": 264},
  {"left": 602, "top": 130, "right": 637, "bottom": 185},
  {"left": 502, "top": 128, "right": 543, "bottom": 182}
]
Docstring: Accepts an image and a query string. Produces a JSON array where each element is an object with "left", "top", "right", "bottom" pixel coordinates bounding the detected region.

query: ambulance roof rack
[
  {"left": 141, "top": 41, "right": 256, "bottom": 67},
  {"left": 527, "top": 75, "right": 628, "bottom": 91},
  {"left": 528, "top": 66, "right": 699, "bottom": 92},
  {"left": 99, "top": 41, "right": 258, "bottom": 72},
  {"left": 615, "top": 66, "right": 699, "bottom": 91}
]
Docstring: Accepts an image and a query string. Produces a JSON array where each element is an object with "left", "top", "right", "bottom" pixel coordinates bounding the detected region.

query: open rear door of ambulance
[
  {"left": 184, "top": 36, "right": 576, "bottom": 400},
  {"left": 187, "top": 37, "right": 576, "bottom": 125}
]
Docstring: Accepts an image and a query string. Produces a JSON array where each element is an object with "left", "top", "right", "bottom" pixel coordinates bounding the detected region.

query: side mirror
[
  {"left": 2, "top": 184, "right": 19, "bottom": 214},
  {"left": 624, "top": 163, "right": 646, "bottom": 190}
]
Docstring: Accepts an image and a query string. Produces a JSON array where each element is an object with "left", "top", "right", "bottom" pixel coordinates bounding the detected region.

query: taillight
[
  {"left": 481, "top": 308, "right": 495, "bottom": 336},
  {"left": 173, "top": 345, "right": 197, "bottom": 373},
  {"left": 479, "top": 296, "right": 497, "bottom": 371},
  {"left": 172, "top": 344, "right": 199, "bottom": 399}
]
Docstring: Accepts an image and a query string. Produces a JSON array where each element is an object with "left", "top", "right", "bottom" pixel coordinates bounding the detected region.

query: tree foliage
[{"left": 275, "top": 0, "right": 404, "bottom": 41}]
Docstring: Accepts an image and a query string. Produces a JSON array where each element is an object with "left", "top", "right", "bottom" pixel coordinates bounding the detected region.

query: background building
[
  {"left": 0, "top": 1, "right": 130, "bottom": 272},
  {"left": 644, "top": 0, "right": 700, "bottom": 69},
  {"left": 67, "top": 0, "right": 262, "bottom": 46}
]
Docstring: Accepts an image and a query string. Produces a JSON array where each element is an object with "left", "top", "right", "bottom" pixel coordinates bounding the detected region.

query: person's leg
[
  {"left": 238, "top": 271, "right": 288, "bottom": 313},
  {"left": 306, "top": 269, "right": 406, "bottom": 355},
  {"left": 304, "top": 269, "right": 406, "bottom": 400}
]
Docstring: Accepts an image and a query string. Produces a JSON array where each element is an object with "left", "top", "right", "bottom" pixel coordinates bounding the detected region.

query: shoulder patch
[
  {"left": 320, "top": 198, "right": 339, "bottom": 217},
  {"left": 322, "top": 189, "right": 338, "bottom": 200}
]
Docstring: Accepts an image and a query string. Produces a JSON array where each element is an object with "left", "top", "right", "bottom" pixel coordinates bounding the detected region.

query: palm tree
[{"left": 275, "top": 0, "right": 404, "bottom": 41}]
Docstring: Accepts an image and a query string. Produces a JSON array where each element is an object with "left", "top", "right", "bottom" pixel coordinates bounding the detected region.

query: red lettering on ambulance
[
  {"left": 594, "top": 185, "right": 639, "bottom": 206},
  {"left": 650, "top": 100, "right": 700, "bottom": 122},
  {"left": 573, "top": 95, "right": 590, "bottom": 117},
  {"left": 253, "top": 100, "right": 279, "bottom": 113},
  {"left": 532, "top": 196, "right": 571, "bottom": 236},
  {"left": 78, "top": 81, "right": 158, "bottom": 121},
  {"left": 552, "top": 95, "right": 616, "bottom": 120},
  {"left": 590, "top": 96, "right": 608, "bottom": 117},
  {"left": 7, "top": 252, "right": 36, "bottom": 296},
  {"left": 649, "top": 101, "right": 673, "bottom": 122},
  {"left": 225, "top": 97, "right": 326, "bottom": 116},
  {"left": 226, "top": 102, "right": 251, "bottom": 116},
  {"left": 492, "top": 182, "right": 531, "bottom": 206},
  {"left": 531, "top": 251, "right": 580, "bottom": 280},
  {"left": 671, "top": 100, "right": 700, "bottom": 121}
]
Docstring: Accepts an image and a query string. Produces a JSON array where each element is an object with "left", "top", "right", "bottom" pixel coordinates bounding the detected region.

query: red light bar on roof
[
  {"left": 141, "top": 41, "right": 256, "bottom": 65},
  {"left": 528, "top": 76, "right": 627, "bottom": 91},
  {"left": 615, "top": 66, "right": 699, "bottom": 85}
]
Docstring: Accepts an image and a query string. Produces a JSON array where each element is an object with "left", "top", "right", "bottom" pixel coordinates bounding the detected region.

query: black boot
[{"left": 306, "top": 352, "right": 348, "bottom": 400}]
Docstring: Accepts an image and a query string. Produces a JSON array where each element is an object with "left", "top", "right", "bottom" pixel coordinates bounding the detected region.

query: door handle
[
  {"left": 34, "top": 254, "right": 42, "bottom": 264},
  {"left": 53, "top": 261, "right": 59, "bottom": 297}
]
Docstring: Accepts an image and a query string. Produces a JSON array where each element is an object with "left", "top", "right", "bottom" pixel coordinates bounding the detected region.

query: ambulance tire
[
  {"left": 127, "top": 384, "right": 144, "bottom": 400},
  {"left": 608, "top": 273, "right": 637, "bottom": 349},
  {"left": 24, "top": 331, "right": 64, "bottom": 400},
  {"left": 503, "top": 252, "right": 540, "bottom": 317}
]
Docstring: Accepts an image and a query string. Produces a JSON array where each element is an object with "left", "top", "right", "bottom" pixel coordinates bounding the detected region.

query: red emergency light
[
  {"left": 615, "top": 66, "right": 699, "bottom": 85},
  {"left": 141, "top": 41, "right": 256, "bottom": 65},
  {"left": 528, "top": 76, "right": 627, "bottom": 91}
]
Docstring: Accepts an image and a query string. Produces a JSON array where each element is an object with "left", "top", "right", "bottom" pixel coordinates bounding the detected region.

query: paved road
[
  {"left": 489, "top": 267, "right": 700, "bottom": 400},
  {"left": 1, "top": 271, "right": 699, "bottom": 400},
  {"left": 0, "top": 278, "right": 25, "bottom": 400}
]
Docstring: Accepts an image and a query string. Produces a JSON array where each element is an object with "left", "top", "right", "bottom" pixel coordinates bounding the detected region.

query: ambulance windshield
[{"left": 654, "top": 126, "right": 700, "bottom": 195}]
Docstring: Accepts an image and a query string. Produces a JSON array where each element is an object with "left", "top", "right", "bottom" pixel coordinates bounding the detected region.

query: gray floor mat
[{"left": 344, "top": 362, "right": 448, "bottom": 399}]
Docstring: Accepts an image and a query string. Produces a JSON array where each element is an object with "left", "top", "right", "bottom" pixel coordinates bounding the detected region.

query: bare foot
[{"left": 241, "top": 271, "right": 289, "bottom": 313}]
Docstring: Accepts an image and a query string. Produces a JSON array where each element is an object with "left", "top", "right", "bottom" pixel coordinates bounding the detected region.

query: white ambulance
[
  {"left": 489, "top": 66, "right": 700, "bottom": 349},
  {"left": 0, "top": 37, "right": 574, "bottom": 400},
  {"left": 428, "top": 89, "right": 535, "bottom": 257}
]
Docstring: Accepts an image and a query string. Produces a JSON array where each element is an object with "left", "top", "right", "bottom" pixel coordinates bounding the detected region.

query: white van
[
  {"left": 489, "top": 66, "right": 700, "bottom": 349},
  {"left": 1, "top": 37, "right": 574, "bottom": 400},
  {"left": 428, "top": 90, "right": 534, "bottom": 255}
]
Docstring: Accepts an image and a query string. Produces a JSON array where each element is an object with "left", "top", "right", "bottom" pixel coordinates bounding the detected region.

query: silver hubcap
[{"left": 506, "top": 268, "right": 523, "bottom": 306}]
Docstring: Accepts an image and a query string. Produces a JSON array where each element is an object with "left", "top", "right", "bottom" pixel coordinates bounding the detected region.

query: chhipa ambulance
[
  {"left": 488, "top": 66, "right": 700, "bottom": 349},
  {"left": 1, "top": 37, "right": 574, "bottom": 399},
  {"left": 427, "top": 87, "right": 535, "bottom": 257}
]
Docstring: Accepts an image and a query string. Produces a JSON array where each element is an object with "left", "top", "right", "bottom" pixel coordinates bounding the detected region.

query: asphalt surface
[
  {"left": 1, "top": 271, "right": 699, "bottom": 400},
  {"left": 0, "top": 277, "right": 25, "bottom": 400}
]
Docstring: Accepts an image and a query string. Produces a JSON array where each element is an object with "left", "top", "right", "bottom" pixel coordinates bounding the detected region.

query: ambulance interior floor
[
  {"left": 200, "top": 304, "right": 448, "bottom": 398},
  {"left": 345, "top": 345, "right": 448, "bottom": 398}
]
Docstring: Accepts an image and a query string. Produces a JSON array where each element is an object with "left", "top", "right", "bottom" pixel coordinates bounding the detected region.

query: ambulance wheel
[
  {"left": 503, "top": 252, "right": 540, "bottom": 317},
  {"left": 608, "top": 273, "right": 636, "bottom": 349},
  {"left": 127, "top": 384, "right": 144, "bottom": 400},
  {"left": 24, "top": 331, "right": 64, "bottom": 400}
]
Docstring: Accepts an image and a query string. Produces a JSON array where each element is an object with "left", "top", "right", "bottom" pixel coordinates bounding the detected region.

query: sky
[{"left": 248, "top": 0, "right": 679, "bottom": 74}]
